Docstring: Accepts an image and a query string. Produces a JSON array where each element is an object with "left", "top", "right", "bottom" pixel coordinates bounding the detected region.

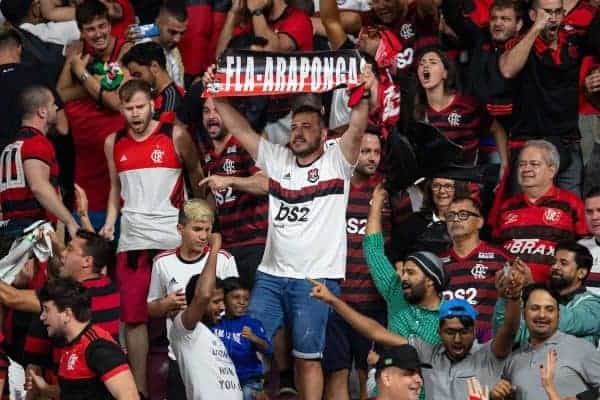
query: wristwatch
[
  {"left": 79, "top": 71, "right": 91, "bottom": 83},
  {"left": 250, "top": 8, "right": 264, "bottom": 16}
]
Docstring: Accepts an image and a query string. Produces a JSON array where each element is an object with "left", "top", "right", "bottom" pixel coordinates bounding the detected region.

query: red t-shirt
[
  {"left": 234, "top": 6, "right": 314, "bottom": 51},
  {"left": 179, "top": 0, "right": 230, "bottom": 75},
  {"left": 110, "top": 0, "right": 135, "bottom": 39}
]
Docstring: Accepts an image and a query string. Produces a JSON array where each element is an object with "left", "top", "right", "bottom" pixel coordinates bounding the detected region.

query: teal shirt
[
  {"left": 363, "top": 233, "right": 442, "bottom": 344},
  {"left": 492, "top": 289, "right": 600, "bottom": 347}
]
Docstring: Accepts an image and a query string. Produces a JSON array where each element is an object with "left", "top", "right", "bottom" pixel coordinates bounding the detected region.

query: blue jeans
[
  {"left": 242, "top": 380, "right": 264, "bottom": 400},
  {"left": 249, "top": 271, "right": 340, "bottom": 359}
]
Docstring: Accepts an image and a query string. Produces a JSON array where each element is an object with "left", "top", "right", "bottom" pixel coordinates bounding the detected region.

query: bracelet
[
  {"left": 361, "top": 91, "right": 371, "bottom": 100},
  {"left": 79, "top": 71, "right": 90, "bottom": 83},
  {"left": 250, "top": 8, "right": 264, "bottom": 16}
]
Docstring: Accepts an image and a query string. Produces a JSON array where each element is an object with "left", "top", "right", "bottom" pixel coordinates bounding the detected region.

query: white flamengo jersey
[
  {"left": 147, "top": 248, "right": 239, "bottom": 360},
  {"left": 113, "top": 122, "right": 184, "bottom": 252},
  {"left": 256, "top": 138, "right": 354, "bottom": 279}
]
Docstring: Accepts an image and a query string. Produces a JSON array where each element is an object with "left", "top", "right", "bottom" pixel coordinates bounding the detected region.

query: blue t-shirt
[{"left": 211, "top": 314, "right": 272, "bottom": 383}]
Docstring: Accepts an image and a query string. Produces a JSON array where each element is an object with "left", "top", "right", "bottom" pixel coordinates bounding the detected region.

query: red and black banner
[{"left": 203, "top": 49, "right": 363, "bottom": 97}]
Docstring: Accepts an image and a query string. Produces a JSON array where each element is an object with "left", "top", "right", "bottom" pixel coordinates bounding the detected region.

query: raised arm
[
  {"left": 338, "top": 65, "right": 374, "bottom": 164},
  {"left": 310, "top": 279, "right": 407, "bottom": 346},
  {"left": 173, "top": 125, "right": 206, "bottom": 198},
  {"left": 213, "top": 99, "right": 261, "bottom": 159},
  {"left": 181, "top": 233, "right": 222, "bottom": 330},
  {"left": 40, "top": 0, "right": 75, "bottom": 22},
  {"left": 364, "top": 184, "right": 405, "bottom": 303},
  {"left": 499, "top": 10, "right": 550, "bottom": 79},
  {"left": 24, "top": 160, "right": 79, "bottom": 238},
  {"left": 57, "top": 55, "right": 89, "bottom": 104},
  {"left": 490, "top": 270, "right": 523, "bottom": 359},
  {"left": 319, "top": 0, "right": 350, "bottom": 50},
  {"left": 215, "top": 0, "right": 243, "bottom": 57}
]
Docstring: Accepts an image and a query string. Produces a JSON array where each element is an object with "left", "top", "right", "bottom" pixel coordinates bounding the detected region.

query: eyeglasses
[
  {"left": 446, "top": 210, "right": 481, "bottom": 221},
  {"left": 431, "top": 183, "right": 455, "bottom": 192}
]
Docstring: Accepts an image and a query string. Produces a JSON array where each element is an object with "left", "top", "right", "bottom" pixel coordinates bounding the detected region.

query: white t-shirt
[
  {"left": 170, "top": 313, "right": 243, "bottom": 400},
  {"left": 578, "top": 237, "right": 600, "bottom": 296},
  {"left": 19, "top": 21, "right": 80, "bottom": 46},
  {"left": 148, "top": 248, "right": 238, "bottom": 359},
  {"left": 256, "top": 138, "right": 354, "bottom": 279},
  {"left": 313, "top": 0, "right": 370, "bottom": 13}
]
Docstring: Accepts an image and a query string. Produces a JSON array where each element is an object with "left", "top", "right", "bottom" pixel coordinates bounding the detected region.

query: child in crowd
[{"left": 211, "top": 278, "right": 272, "bottom": 400}]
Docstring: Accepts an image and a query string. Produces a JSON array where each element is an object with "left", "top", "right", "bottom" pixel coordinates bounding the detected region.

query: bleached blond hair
[{"left": 178, "top": 199, "right": 215, "bottom": 225}]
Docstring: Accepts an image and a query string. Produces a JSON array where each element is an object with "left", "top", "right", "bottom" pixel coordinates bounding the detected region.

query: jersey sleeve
[
  {"left": 328, "top": 140, "right": 355, "bottom": 180},
  {"left": 256, "top": 137, "right": 290, "bottom": 178},
  {"left": 86, "top": 338, "right": 130, "bottom": 382},
  {"left": 275, "top": 9, "right": 313, "bottom": 51},
  {"left": 24, "top": 318, "right": 54, "bottom": 368},
  {"left": 22, "top": 137, "right": 54, "bottom": 166},
  {"left": 217, "top": 252, "right": 239, "bottom": 279},
  {"left": 147, "top": 259, "right": 166, "bottom": 303}
]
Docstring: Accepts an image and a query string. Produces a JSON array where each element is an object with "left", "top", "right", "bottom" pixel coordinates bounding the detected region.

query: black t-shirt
[{"left": 508, "top": 30, "right": 586, "bottom": 138}]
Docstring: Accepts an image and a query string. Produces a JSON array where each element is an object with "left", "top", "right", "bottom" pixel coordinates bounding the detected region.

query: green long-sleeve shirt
[{"left": 363, "top": 233, "right": 442, "bottom": 345}]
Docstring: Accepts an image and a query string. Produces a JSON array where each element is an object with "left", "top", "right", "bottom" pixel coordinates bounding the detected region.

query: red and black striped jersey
[
  {"left": 203, "top": 136, "right": 268, "bottom": 248},
  {"left": 361, "top": 2, "right": 439, "bottom": 72},
  {"left": 493, "top": 186, "right": 589, "bottom": 282},
  {"left": 341, "top": 175, "right": 391, "bottom": 308},
  {"left": 154, "top": 82, "right": 185, "bottom": 117},
  {"left": 0, "top": 127, "right": 59, "bottom": 223},
  {"left": 440, "top": 241, "right": 509, "bottom": 343},
  {"left": 24, "top": 276, "right": 120, "bottom": 368},
  {"left": 54, "top": 324, "right": 129, "bottom": 400},
  {"left": 426, "top": 94, "right": 492, "bottom": 167}
]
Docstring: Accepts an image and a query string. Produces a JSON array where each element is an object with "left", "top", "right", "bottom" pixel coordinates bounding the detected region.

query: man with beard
[
  {"left": 500, "top": 284, "right": 600, "bottom": 400},
  {"left": 494, "top": 240, "right": 600, "bottom": 347},
  {"left": 121, "top": 41, "right": 185, "bottom": 117},
  {"left": 364, "top": 182, "right": 446, "bottom": 346},
  {"left": 100, "top": 79, "right": 204, "bottom": 398},
  {"left": 203, "top": 65, "right": 372, "bottom": 400},
  {"left": 499, "top": 0, "right": 593, "bottom": 195},
  {"left": 0, "top": 85, "right": 79, "bottom": 241},
  {"left": 198, "top": 98, "right": 268, "bottom": 290},
  {"left": 459, "top": 0, "right": 523, "bottom": 132},
  {"left": 127, "top": 0, "right": 187, "bottom": 87},
  {"left": 26, "top": 278, "right": 138, "bottom": 400},
  {"left": 323, "top": 132, "right": 389, "bottom": 400},
  {"left": 310, "top": 279, "right": 522, "bottom": 400},
  {"left": 440, "top": 196, "right": 510, "bottom": 344}
]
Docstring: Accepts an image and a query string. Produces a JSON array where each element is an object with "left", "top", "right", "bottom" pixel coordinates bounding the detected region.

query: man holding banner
[{"left": 203, "top": 63, "right": 374, "bottom": 400}]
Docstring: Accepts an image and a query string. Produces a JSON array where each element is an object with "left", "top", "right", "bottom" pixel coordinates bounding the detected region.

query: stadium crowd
[{"left": 1, "top": 0, "right": 600, "bottom": 397}]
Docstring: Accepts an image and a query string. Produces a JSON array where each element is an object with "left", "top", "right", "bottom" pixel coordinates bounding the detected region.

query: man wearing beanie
[{"left": 364, "top": 184, "right": 446, "bottom": 345}]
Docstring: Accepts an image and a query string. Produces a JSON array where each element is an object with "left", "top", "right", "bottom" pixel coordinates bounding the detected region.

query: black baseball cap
[{"left": 376, "top": 345, "right": 432, "bottom": 372}]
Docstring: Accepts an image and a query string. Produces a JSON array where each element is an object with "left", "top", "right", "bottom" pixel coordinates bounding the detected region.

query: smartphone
[{"left": 132, "top": 23, "right": 159, "bottom": 38}]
